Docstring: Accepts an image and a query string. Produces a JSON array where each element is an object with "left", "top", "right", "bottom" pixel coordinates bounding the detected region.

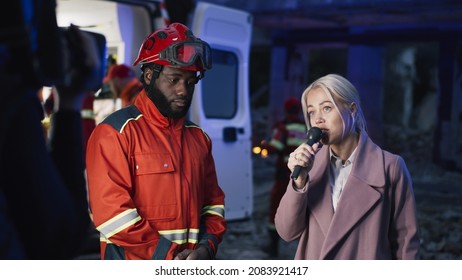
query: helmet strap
[
  {"left": 147, "top": 64, "right": 163, "bottom": 96},
  {"left": 151, "top": 64, "right": 163, "bottom": 79}
]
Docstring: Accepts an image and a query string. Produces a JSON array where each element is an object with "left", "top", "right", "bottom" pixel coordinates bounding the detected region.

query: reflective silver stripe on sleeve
[
  {"left": 201, "top": 205, "right": 225, "bottom": 218},
  {"left": 81, "top": 109, "right": 95, "bottom": 119},
  {"left": 96, "top": 208, "right": 141, "bottom": 239},
  {"left": 188, "top": 228, "right": 199, "bottom": 244},
  {"left": 158, "top": 228, "right": 200, "bottom": 245},
  {"left": 269, "top": 139, "right": 284, "bottom": 150},
  {"left": 158, "top": 229, "right": 188, "bottom": 244},
  {"left": 286, "top": 123, "right": 306, "bottom": 133}
]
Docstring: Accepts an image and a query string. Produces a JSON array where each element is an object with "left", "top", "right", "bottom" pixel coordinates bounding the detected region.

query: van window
[{"left": 201, "top": 49, "right": 238, "bottom": 119}]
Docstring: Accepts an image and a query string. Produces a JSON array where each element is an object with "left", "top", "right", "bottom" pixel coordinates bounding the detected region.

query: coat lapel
[
  {"left": 307, "top": 175, "right": 333, "bottom": 237},
  {"left": 319, "top": 133, "right": 386, "bottom": 259},
  {"left": 307, "top": 146, "right": 333, "bottom": 237}
]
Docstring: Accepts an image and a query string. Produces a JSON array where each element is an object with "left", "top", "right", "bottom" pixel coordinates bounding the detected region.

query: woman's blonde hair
[{"left": 301, "top": 74, "right": 367, "bottom": 134}]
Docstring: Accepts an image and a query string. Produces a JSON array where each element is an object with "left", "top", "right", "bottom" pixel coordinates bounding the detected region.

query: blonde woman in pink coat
[{"left": 275, "top": 74, "right": 420, "bottom": 259}]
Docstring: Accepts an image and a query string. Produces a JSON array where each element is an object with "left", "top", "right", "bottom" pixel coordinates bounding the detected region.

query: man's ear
[{"left": 144, "top": 68, "right": 153, "bottom": 85}]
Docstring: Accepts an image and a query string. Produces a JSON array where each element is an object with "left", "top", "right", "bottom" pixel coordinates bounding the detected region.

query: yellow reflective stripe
[
  {"left": 81, "top": 109, "right": 94, "bottom": 119},
  {"left": 287, "top": 137, "right": 306, "bottom": 146},
  {"left": 188, "top": 229, "right": 199, "bottom": 244},
  {"left": 201, "top": 204, "right": 225, "bottom": 218},
  {"left": 158, "top": 228, "right": 200, "bottom": 245},
  {"left": 185, "top": 124, "right": 210, "bottom": 142},
  {"left": 286, "top": 123, "right": 306, "bottom": 133},
  {"left": 287, "top": 123, "right": 307, "bottom": 146},
  {"left": 119, "top": 114, "right": 143, "bottom": 133},
  {"left": 100, "top": 226, "right": 201, "bottom": 245},
  {"left": 96, "top": 208, "right": 141, "bottom": 239},
  {"left": 269, "top": 139, "right": 284, "bottom": 150},
  {"left": 100, "top": 233, "right": 111, "bottom": 243},
  {"left": 158, "top": 229, "right": 187, "bottom": 244},
  {"left": 99, "top": 227, "right": 201, "bottom": 245}
]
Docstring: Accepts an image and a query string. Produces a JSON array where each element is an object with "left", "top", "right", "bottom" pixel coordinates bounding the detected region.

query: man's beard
[{"left": 146, "top": 83, "right": 192, "bottom": 118}]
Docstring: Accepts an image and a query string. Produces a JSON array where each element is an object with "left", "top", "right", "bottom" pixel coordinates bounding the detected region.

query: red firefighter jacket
[
  {"left": 263, "top": 115, "right": 307, "bottom": 181},
  {"left": 261, "top": 115, "right": 306, "bottom": 226},
  {"left": 85, "top": 90, "right": 226, "bottom": 260}
]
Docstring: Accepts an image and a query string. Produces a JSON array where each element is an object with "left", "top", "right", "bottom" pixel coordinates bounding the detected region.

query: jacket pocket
[
  {"left": 132, "top": 153, "right": 177, "bottom": 221},
  {"left": 133, "top": 153, "right": 174, "bottom": 175}
]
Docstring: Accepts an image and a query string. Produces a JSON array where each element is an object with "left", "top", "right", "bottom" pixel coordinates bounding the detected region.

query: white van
[{"left": 56, "top": 0, "right": 254, "bottom": 221}]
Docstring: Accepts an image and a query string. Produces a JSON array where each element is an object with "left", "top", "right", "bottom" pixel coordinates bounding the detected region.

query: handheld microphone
[{"left": 290, "top": 127, "right": 323, "bottom": 180}]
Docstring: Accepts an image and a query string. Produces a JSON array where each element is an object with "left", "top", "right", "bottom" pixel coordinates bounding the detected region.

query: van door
[{"left": 189, "top": 2, "right": 253, "bottom": 221}]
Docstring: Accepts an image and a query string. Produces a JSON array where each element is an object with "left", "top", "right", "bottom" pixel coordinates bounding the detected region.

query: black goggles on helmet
[{"left": 159, "top": 40, "right": 212, "bottom": 70}]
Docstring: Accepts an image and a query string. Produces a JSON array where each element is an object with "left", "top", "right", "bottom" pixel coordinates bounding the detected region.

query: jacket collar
[
  {"left": 134, "top": 89, "right": 185, "bottom": 130},
  {"left": 311, "top": 132, "right": 385, "bottom": 188},
  {"left": 350, "top": 132, "right": 386, "bottom": 188}
]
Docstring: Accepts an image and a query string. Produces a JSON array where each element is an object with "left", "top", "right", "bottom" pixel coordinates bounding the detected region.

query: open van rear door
[{"left": 189, "top": 2, "right": 253, "bottom": 221}]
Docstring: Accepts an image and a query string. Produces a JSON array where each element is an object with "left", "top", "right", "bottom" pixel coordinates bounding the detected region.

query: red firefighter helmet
[{"left": 133, "top": 23, "right": 212, "bottom": 72}]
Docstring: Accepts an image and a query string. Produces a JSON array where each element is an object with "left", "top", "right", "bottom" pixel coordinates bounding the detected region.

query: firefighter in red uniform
[
  {"left": 104, "top": 64, "right": 143, "bottom": 107},
  {"left": 261, "top": 97, "right": 307, "bottom": 258},
  {"left": 85, "top": 23, "right": 226, "bottom": 260}
]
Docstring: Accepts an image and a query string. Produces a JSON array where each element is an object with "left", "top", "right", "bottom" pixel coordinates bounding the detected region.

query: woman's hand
[{"left": 288, "top": 142, "right": 321, "bottom": 189}]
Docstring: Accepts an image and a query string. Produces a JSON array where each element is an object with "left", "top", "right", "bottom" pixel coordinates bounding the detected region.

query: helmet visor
[{"left": 160, "top": 41, "right": 212, "bottom": 70}]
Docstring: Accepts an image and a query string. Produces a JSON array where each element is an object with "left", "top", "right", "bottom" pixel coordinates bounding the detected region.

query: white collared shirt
[{"left": 329, "top": 147, "right": 357, "bottom": 212}]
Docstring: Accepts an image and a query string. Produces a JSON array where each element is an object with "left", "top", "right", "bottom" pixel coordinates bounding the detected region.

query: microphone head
[{"left": 307, "top": 127, "right": 323, "bottom": 144}]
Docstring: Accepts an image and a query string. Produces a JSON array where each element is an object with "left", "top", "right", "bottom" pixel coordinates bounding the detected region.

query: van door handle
[{"left": 223, "top": 127, "right": 244, "bottom": 142}]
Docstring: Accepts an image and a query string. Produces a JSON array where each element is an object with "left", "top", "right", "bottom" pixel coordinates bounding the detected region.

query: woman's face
[{"left": 305, "top": 87, "right": 353, "bottom": 145}]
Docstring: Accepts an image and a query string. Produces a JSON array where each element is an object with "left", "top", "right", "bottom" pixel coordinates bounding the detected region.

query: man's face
[{"left": 146, "top": 66, "right": 198, "bottom": 118}]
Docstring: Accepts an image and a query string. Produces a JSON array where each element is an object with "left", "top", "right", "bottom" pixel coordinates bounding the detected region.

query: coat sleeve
[
  {"left": 196, "top": 137, "right": 227, "bottom": 257},
  {"left": 86, "top": 124, "right": 160, "bottom": 252},
  {"left": 389, "top": 156, "right": 420, "bottom": 259},
  {"left": 274, "top": 180, "right": 309, "bottom": 242}
]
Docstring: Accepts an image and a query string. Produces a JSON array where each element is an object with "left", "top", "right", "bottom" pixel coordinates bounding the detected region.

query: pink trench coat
[{"left": 275, "top": 133, "right": 420, "bottom": 259}]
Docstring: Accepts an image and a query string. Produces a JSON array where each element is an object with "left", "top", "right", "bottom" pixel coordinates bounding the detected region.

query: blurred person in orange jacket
[
  {"left": 104, "top": 64, "right": 143, "bottom": 107},
  {"left": 260, "top": 97, "right": 307, "bottom": 258},
  {"left": 85, "top": 23, "right": 226, "bottom": 260}
]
